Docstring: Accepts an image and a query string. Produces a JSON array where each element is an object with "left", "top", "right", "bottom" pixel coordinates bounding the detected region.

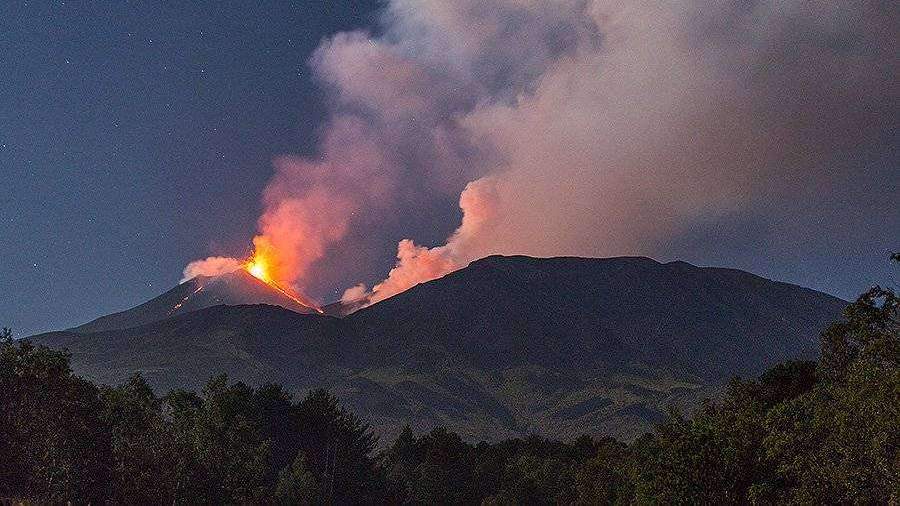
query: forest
[{"left": 1, "top": 263, "right": 897, "bottom": 504}]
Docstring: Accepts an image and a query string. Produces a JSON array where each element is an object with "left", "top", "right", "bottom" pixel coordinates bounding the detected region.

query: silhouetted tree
[
  {"left": 101, "top": 374, "right": 179, "bottom": 503},
  {"left": 274, "top": 451, "right": 320, "bottom": 505},
  {"left": 0, "top": 339, "right": 113, "bottom": 502},
  {"left": 294, "top": 388, "right": 384, "bottom": 502},
  {"left": 762, "top": 258, "right": 899, "bottom": 503},
  {"left": 573, "top": 438, "right": 631, "bottom": 504}
]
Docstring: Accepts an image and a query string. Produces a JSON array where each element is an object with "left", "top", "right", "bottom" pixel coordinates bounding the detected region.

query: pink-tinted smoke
[
  {"left": 343, "top": 177, "right": 501, "bottom": 305},
  {"left": 187, "top": 0, "right": 896, "bottom": 310}
]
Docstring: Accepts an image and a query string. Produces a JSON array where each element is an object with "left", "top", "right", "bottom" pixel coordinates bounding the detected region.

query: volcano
[
  {"left": 72, "top": 268, "right": 320, "bottom": 334},
  {"left": 37, "top": 255, "right": 849, "bottom": 442}
]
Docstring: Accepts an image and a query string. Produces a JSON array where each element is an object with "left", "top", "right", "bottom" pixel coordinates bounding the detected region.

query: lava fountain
[{"left": 244, "top": 252, "right": 323, "bottom": 314}]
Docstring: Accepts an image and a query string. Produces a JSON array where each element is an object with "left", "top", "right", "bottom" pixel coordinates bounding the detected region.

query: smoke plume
[
  {"left": 343, "top": 177, "right": 501, "bottom": 304},
  {"left": 186, "top": 0, "right": 898, "bottom": 305},
  {"left": 182, "top": 256, "right": 243, "bottom": 281}
]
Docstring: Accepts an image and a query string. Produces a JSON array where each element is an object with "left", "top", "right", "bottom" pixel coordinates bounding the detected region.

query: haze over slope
[{"left": 34, "top": 256, "right": 846, "bottom": 441}]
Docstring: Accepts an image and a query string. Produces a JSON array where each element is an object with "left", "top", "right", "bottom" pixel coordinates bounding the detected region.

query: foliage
[
  {"left": 0, "top": 342, "right": 386, "bottom": 504},
  {"left": 761, "top": 276, "right": 899, "bottom": 503},
  {"left": 0, "top": 339, "right": 112, "bottom": 503},
  {"left": 274, "top": 451, "right": 319, "bottom": 505}
]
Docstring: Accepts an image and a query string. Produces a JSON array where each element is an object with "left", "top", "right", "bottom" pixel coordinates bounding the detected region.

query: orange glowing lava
[
  {"left": 169, "top": 285, "right": 204, "bottom": 315},
  {"left": 244, "top": 253, "right": 323, "bottom": 314},
  {"left": 245, "top": 256, "right": 272, "bottom": 283}
]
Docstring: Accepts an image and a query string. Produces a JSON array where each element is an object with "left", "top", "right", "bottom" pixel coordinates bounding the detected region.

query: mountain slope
[
  {"left": 32, "top": 255, "right": 847, "bottom": 442},
  {"left": 348, "top": 255, "right": 845, "bottom": 381},
  {"left": 40, "top": 305, "right": 350, "bottom": 389},
  {"left": 73, "top": 269, "right": 319, "bottom": 333}
]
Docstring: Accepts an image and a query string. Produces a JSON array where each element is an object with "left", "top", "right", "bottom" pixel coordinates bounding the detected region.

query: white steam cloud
[{"left": 185, "top": 0, "right": 898, "bottom": 307}]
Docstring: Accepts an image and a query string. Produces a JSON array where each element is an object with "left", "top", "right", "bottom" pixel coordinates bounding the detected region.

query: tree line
[{"left": 1, "top": 260, "right": 897, "bottom": 504}]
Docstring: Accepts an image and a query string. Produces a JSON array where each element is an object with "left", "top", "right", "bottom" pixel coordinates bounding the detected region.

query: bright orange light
[
  {"left": 245, "top": 252, "right": 274, "bottom": 283},
  {"left": 244, "top": 252, "right": 324, "bottom": 314},
  {"left": 246, "top": 259, "right": 269, "bottom": 282}
]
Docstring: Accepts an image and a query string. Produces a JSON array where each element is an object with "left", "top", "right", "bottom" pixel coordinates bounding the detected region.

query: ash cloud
[
  {"left": 187, "top": 0, "right": 898, "bottom": 304},
  {"left": 332, "top": 0, "right": 898, "bottom": 306}
]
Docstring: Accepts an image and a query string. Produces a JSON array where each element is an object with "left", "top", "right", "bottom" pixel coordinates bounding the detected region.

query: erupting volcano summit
[
  {"left": 73, "top": 268, "right": 322, "bottom": 334},
  {"left": 243, "top": 253, "right": 323, "bottom": 314}
]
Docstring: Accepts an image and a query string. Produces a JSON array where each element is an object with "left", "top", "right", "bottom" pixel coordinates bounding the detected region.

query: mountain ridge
[
  {"left": 71, "top": 269, "right": 320, "bottom": 334},
  {"left": 31, "top": 255, "right": 847, "bottom": 442}
]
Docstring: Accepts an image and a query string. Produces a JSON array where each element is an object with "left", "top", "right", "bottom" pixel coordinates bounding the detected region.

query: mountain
[
  {"left": 72, "top": 269, "right": 319, "bottom": 333},
  {"left": 31, "top": 255, "right": 847, "bottom": 442},
  {"left": 40, "top": 305, "right": 350, "bottom": 390},
  {"left": 348, "top": 256, "right": 844, "bottom": 381}
]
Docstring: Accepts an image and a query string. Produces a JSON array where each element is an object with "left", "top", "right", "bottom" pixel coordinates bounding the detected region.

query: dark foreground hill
[{"left": 32, "top": 255, "right": 846, "bottom": 441}]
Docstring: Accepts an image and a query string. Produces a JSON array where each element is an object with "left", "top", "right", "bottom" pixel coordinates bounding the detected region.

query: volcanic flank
[
  {"left": 34, "top": 255, "right": 848, "bottom": 442},
  {"left": 73, "top": 268, "right": 320, "bottom": 334}
]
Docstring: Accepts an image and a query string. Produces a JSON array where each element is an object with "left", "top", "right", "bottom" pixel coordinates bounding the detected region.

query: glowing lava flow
[
  {"left": 244, "top": 256, "right": 324, "bottom": 314},
  {"left": 170, "top": 285, "right": 204, "bottom": 315}
]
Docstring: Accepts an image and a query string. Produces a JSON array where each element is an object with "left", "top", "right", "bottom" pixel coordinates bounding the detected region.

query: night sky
[
  {"left": 1, "top": 1, "right": 383, "bottom": 336},
  {"left": 2, "top": 1, "right": 897, "bottom": 337}
]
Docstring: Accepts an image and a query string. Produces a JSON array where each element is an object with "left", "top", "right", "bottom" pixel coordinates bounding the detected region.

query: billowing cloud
[
  {"left": 341, "top": 0, "right": 897, "bottom": 303},
  {"left": 350, "top": 177, "right": 502, "bottom": 305},
  {"left": 182, "top": 256, "right": 242, "bottom": 281},
  {"left": 186, "top": 0, "right": 898, "bottom": 305}
]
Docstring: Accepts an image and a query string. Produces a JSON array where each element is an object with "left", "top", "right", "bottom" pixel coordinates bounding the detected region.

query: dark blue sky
[
  {"left": 1, "top": 1, "right": 385, "bottom": 336},
  {"left": 2, "top": 1, "right": 897, "bottom": 337}
]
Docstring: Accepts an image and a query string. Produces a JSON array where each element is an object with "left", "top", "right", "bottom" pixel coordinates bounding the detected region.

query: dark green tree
[
  {"left": 188, "top": 375, "right": 271, "bottom": 503},
  {"left": 101, "top": 374, "right": 180, "bottom": 503},
  {"left": 0, "top": 339, "right": 113, "bottom": 502},
  {"left": 274, "top": 451, "right": 320, "bottom": 505},
  {"left": 295, "top": 388, "right": 384, "bottom": 503},
  {"left": 762, "top": 258, "right": 899, "bottom": 503},
  {"left": 574, "top": 438, "right": 631, "bottom": 505},
  {"left": 628, "top": 360, "right": 821, "bottom": 504},
  {"left": 383, "top": 426, "right": 478, "bottom": 504},
  {"left": 254, "top": 382, "right": 301, "bottom": 488},
  {"left": 485, "top": 453, "right": 578, "bottom": 505}
]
